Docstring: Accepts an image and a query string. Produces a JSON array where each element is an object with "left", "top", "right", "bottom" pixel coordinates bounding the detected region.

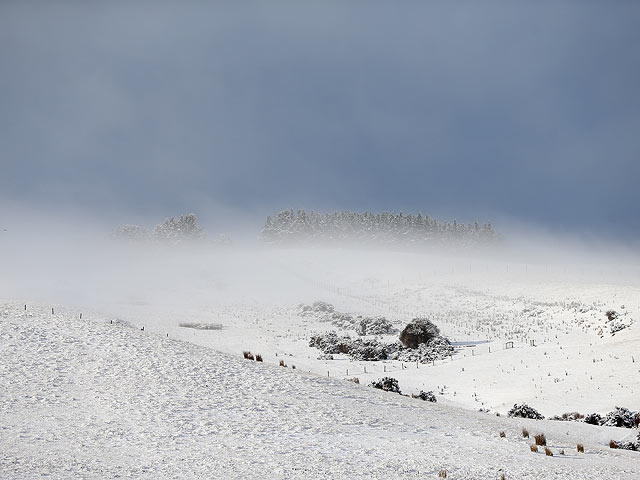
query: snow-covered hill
[{"left": 1, "top": 302, "right": 639, "bottom": 479}]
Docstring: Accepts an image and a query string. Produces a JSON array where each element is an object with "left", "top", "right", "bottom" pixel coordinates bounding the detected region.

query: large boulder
[{"left": 399, "top": 318, "right": 441, "bottom": 348}]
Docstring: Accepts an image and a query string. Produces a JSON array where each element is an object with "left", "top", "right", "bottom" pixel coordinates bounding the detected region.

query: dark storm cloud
[{"left": 1, "top": 1, "right": 639, "bottom": 235}]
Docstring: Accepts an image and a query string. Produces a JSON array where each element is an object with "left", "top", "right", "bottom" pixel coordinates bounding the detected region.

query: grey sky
[{"left": 1, "top": 2, "right": 639, "bottom": 236}]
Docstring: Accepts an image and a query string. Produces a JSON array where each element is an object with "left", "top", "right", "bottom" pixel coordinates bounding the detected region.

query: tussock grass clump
[
  {"left": 534, "top": 433, "right": 547, "bottom": 446},
  {"left": 530, "top": 445, "right": 538, "bottom": 452},
  {"left": 577, "top": 444, "right": 584, "bottom": 453},
  {"left": 438, "top": 469, "right": 447, "bottom": 478},
  {"left": 545, "top": 447, "right": 553, "bottom": 456},
  {"left": 242, "top": 351, "right": 254, "bottom": 360},
  {"left": 522, "top": 427, "right": 529, "bottom": 438},
  {"left": 499, "top": 431, "right": 506, "bottom": 438},
  {"left": 255, "top": 354, "right": 263, "bottom": 362}
]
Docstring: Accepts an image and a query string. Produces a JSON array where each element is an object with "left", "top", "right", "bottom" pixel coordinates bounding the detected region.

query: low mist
[{"left": 2, "top": 208, "right": 638, "bottom": 326}]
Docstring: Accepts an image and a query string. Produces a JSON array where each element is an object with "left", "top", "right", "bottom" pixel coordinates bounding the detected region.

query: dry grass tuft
[
  {"left": 544, "top": 447, "right": 553, "bottom": 456},
  {"left": 255, "top": 354, "right": 263, "bottom": 362},
  {"left": 577, "top": 443, "right": 584, "bottom": 453},
  {"left": 534, "top": 433, "right": 546, "bottom": 446},
  {"left": 279, "top": 359, "right": 287, "bottom": 367},
  {"left": 242, "top": 351, "right": 254, "bottom": 360},
  {"left": 530, "top": 445, "right": 538, "bottom": 453},
  {"left": 499, "top": 431, "right": 506, "bottom": 438},
  {"left": 522, "top": 427, "right": 529, "bottom": 438},
  {"left": 438, "top": 469, "right": 447, "bottom": 478}
]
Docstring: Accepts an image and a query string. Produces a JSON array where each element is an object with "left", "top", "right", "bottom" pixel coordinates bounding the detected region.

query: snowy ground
[
  {"left": 91, "top": 248, "right": 640, "bottom": 417},
  {"left": 2, "top": 246, "right": 639, "bottom": 478},
  {"left": 1, "top": 302, "right": 639, "bottom": 479}
]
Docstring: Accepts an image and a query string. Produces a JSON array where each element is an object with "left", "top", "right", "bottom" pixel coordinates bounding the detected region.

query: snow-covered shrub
[
  {"left": 550, "top": 412, "right": 584, "bottom": 422},
  {"left": 309, "top": 331, "right": 351, "bottom": 355},
  {"left": 312, "top": 301, "right": 334, "bottom": 313},
  {"left": 348, "top": 339, "right": 389, "bottom": 361},
  {"left": 370, "top": 377, "right": 401, "bottom": 394},
  {"left": 392, "top": 336, "right": 454, "bottom": 363},
  {"left": 299, "top": 304, "right": 313, "bottom": 314},
  {"left": 610, "top": 322, "right": 628, "bottom": 335},
  {"left": 584, "top": 413, "right": 602, "bottom": 425},
  {"left": 330, "top": 312, "right": 356, "bottom": 330},
  {"left": 356, "top": 316, "right": 396, "bottom": 336},
  {"left": 317, "top": 354, "right": 334, "bottom": 360},
  {"left": 399, "top": 318, "right": 441, "bottom": 348},
  {"left": 413, "top": 390, "right": 437, "bottom": 402},
  {"left": 601, "top": 406, "right": 637, "bottom": 428},
  {"left": 179, "top": 322, "right": 223, "bottom": 330},
  {"left": 309, "top": 332, "right": 391, "bottom": 360},
  {"left": 298, "top": 301, "right": 336, "bottom": 317},
  {"left": 609, "top": 440, "right": 638, "bottom": 451},
  {"left": 507, "top": 403, "right": 545, "bottom": 420},
  {"left": 605, "top": 310, "right": 619, "bottom": 321}
]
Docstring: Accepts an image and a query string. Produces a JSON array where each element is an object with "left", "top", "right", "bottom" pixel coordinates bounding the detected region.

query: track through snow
[{"left": 1, "top": 303, "right": 638, "bottom": 479}]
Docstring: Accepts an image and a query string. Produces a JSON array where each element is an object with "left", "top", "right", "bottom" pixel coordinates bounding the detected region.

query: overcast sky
[{"left": 1, "top": 2, "right": 639, "bottom": 236}]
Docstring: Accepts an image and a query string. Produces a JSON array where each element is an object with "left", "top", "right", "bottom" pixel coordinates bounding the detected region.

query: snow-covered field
[
  {"left": 2, "top": 302, "right": 639, "bottom": 479},
  {"left": 1, "top": 245, "right": 639, "bottom": 478}
]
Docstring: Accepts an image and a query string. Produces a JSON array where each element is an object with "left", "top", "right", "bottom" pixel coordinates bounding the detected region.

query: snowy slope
[
  {"left": 1, "top": 302, "right": 639, "bottom": 479},
  {"left": 90, "top": 248, "right": 640, "bottom": 418}
]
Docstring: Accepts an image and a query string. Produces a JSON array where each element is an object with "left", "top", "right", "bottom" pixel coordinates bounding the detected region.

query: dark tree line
[{"left": 261, "top": 209, "right": 499, "bottom": 247}]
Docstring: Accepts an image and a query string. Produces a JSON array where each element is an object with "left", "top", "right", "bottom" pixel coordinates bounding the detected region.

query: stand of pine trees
[{"left": 261, "top": 210, "right": 499, "bottom": 248}]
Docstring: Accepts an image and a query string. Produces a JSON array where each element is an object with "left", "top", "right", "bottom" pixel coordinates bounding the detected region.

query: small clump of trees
[{"left": 113, "top": 213, "right": 230, "bottom": 245}]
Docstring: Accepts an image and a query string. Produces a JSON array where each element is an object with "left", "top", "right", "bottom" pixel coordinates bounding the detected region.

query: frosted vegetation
[
  {"left": 261, "top": 209, "right": 499, "bottom": 247},
  {"left": 113, "top": 213, "right": 231, "bottom": 245}
]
